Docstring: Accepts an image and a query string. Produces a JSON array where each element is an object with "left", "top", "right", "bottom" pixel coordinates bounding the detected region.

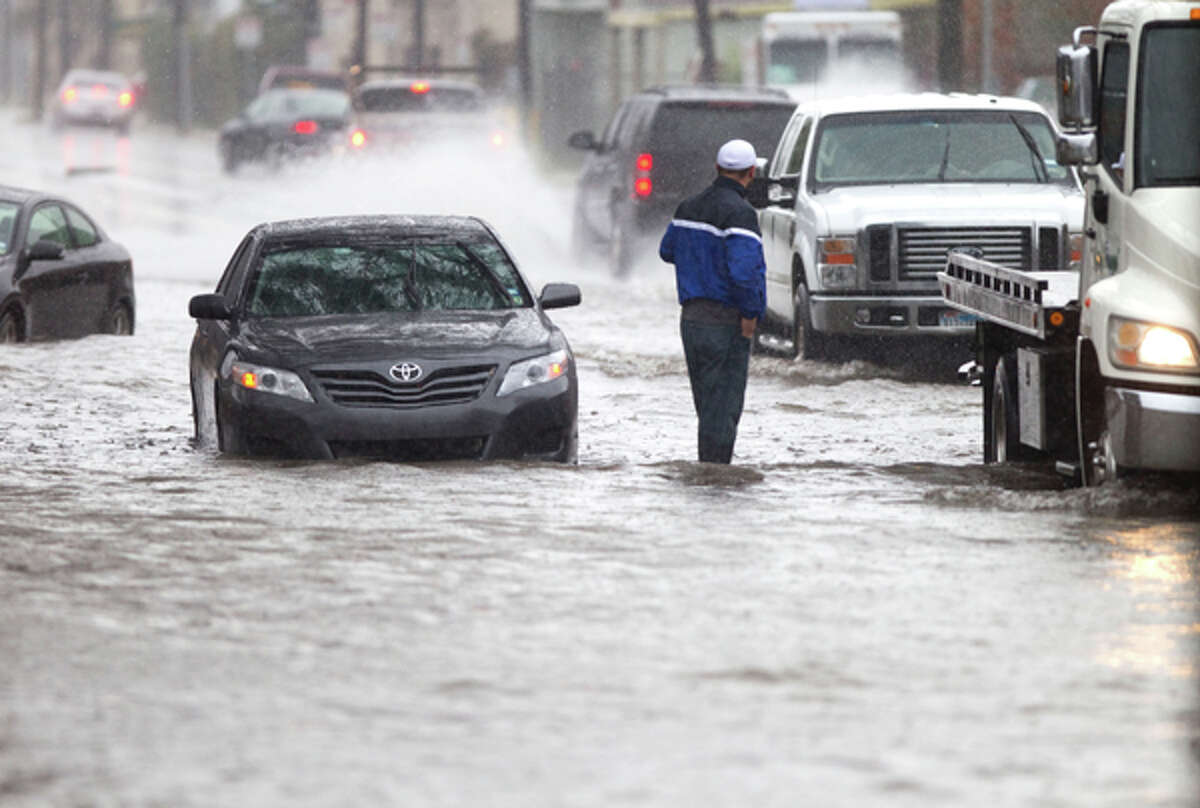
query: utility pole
[
  {"left": 412, "top": 0, "right": 425, "bottom": 68},
  {"left": 517, "top": 0, "right": 531, "bottom": 124},
  {"left": 173, "top": 0, "right": 192, "bottom": 131},
  {"left": 0, "top": 0, "right": 10, "bottom": 104},
  {"left": 99, "top": 0, "right": 113, "bottom": 70},
  {"left": 980, "top": 0, "right": 995, "bottom": 93},
  {"left": 58, "top": 0, "right": 70, "bottom": 80},
  {"left": 33, "top": 0, "right": 47, "bottom": 121},
  {"left": 693, "top": 0, "right": 716, "bottom": 84},
  {"left": 353, "top": 0, "right": 368, "bottom": 69},
  {"left": 937, "top": 0, "right": 963, "bottom": 92}
]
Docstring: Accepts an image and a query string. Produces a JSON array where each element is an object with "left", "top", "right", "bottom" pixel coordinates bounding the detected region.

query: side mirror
[
  {"left": 767, "top": 174, "right": 799, "bottom": 206},
  {"left": 567, "top": 130, "right": 599, "bottom": 151},
  {"left": 539, "top": 283, "right": 581, "bottom": 310},
  {"left": 189, "top": 293, "right": 233, "bottom": 320},
  {"left": 1056, "top": 132, "right": 1098, "bottom": 166},
  {"left": 25, "top": 239, "right": 65, "bottom": 261},
  {"left": 1056, "top": 42, "right": 1096, "bottom": 130}
]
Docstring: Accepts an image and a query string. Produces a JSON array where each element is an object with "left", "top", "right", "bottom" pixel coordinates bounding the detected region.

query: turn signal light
[
  {"left": 239, "top": 371, "right": 258, "bottom": 389},
  {"left": 293, "top": 120, "right": 318, "bottom": 135},
  {"left": 350, "top": 129, "right": 367, "bottom": 148},
  {"left": 410, "top": 81, "right": 430, "bottom": 94},
  {"left": 118, "top": 91, "right": 133, "bottom": 107},
  {"left": 62, "top": 87, "right": 78, "bottom": 103},
  {"left": 1192, "top": 8, "right": 1200, "bottom": 19}
]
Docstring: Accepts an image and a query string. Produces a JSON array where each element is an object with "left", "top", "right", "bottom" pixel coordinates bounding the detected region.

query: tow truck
[{"left": 939, "top": 0, "right": 1200, "bottom": 486}]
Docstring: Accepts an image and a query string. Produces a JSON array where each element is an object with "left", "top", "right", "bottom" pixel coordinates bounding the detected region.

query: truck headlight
[
  {"left": 817, "top": 236, "right": 857, "bottom": 290},
  {"left": 1109, "top": 317, "right": 1199, "bottom": 371},
  {"left": 497, "top": 349, "right": 569, "bottom": 396},
  {"left": 223, "top": 354, "right": 314, "bottom": 402}
]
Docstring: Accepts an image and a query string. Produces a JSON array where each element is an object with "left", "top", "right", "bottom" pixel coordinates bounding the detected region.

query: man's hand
[{"left": 740, "top": 317, "right": 756, "bottom": 339}]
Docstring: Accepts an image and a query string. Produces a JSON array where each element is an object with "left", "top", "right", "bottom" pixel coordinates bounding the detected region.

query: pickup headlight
[
  {"left": 816, "top": 236, "right": 857, "bottom": 290},
  {"left": 1109, "top": 317, "right": 1199, "bottom": 371},
  {"left": 497, "top": 349, "right": 569, "bottom": 397},
  {"left": 222, "top": 354, "right": 314, "bottom": 402}
]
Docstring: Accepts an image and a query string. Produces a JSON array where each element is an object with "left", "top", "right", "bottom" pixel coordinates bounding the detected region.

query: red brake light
[
  {"left": 118, "top": 91, "right": 133, "bottom": 108},
  {"left": 293, "top": 120, "right": 318, "bottom": 135},
  {"left": 410, "top": 81, "right": 430, "bottom": 94},
  {"left": 636, "top": 153, "right": 653, "bottom": 172},
  {"left": 350, "top": 129, "right": 367, "bottom": 148},
  {"left": 634, "top": 152, "right": 653, "bottom": 197},
  {"left": 634, "top": 177, "right": 653, "bottom": 197}
]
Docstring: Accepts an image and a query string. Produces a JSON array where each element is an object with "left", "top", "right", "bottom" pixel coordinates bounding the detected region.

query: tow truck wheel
[{"left": 990, "top": 355, "right": 1027, "bottom": 463}]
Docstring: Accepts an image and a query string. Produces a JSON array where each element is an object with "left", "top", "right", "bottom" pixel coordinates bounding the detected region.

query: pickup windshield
[
  {"left": 811, "top": 110, "right": 1074, "bottom": 190},
  {"left": 1136, "top": 23, "right": 1200, "bottom": 187}
]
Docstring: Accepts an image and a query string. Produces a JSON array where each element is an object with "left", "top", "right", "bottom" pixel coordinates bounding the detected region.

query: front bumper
[
  {"left": 218, "top": 376, "right": 577, "bottom": 462},
  {"left": 1106, "top": 386, "right": 1200, "bottom": 473},
  {"left": 810, "top": 294, "right": 976, "bottom": 337}
]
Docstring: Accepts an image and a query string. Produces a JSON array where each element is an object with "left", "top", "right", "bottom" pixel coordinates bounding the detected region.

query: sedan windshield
[
  {"left": 246, "top": 241, "right": 530, "bottom": 318},
  {"left": 0, "top": 201, "right": 17, "bottom": 254},
  {"left": 811, "top": 110, "right": 1074, "bottom": 189}
]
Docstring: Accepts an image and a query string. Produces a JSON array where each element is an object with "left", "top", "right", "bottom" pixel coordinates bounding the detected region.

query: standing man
[{"left": 658, "top": 138, "right": 766, "bottom": 464}]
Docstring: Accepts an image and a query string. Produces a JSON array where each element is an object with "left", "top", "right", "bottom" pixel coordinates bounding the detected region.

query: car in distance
[
  {"left": 218, "top": 88, "right": 354, "bottom": 173},
  {"left": 257, "top": 65, "right": 349, "bottom": 96},
  {"left": 188, "top": 215, "right": 581, "bottom": 462},
  {"left": 51, "top": 68, "right": 136, "bottom": 133},
  {"left": 567, "top": 84, "right": 796, "bottom": 275},
  {"left": 0, "top": 185, "right": 135, "bottom": 342},
  {"left": 350, "top": 77, "right": 510, "bottom": 155},
  {"left": 752, "top": 93, "right": 1084, "bottom": 359}
]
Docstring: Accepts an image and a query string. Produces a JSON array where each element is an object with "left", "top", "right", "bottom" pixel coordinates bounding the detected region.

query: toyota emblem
[{"left": 389, "top": 362, "right": 423, "bottom": 383}]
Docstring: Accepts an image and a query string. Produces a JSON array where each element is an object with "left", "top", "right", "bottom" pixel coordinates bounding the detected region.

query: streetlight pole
[
  {"left": 173, "top": 0, "right": 192, "bottom": 132},
  {"left": 694, "top": 0, "right": 716, "bottom": 84}
]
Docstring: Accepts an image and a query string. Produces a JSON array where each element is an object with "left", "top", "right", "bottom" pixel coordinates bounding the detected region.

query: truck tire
[
  {"left": 792, "top": 284, "right": 827, "bottom": 360},
  {"left": 1077, "top": 349, "right": 1123, "bottom": 486},
  {"left": 990, "top": 355, "right": 1022, "bottom": 463}
]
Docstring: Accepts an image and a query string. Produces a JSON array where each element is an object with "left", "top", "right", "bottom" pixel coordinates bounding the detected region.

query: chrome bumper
[
  {"left": 1107, "top": 386, "right": 1200, "bottom": 472},
  {"left": 809, "top": 294, "right": 976, "bottom": 337}
]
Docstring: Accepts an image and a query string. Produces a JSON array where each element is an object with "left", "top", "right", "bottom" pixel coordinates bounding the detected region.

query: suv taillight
[{"left": 633, "top": 152, "right": 653, "bottom": 198}]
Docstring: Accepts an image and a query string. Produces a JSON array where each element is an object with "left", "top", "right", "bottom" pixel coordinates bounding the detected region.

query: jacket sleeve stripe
[{"left": 670, "top": 219, "right": 763, "bottom": 245}]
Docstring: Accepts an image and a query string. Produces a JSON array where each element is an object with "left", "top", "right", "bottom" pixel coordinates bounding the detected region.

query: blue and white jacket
[{"left": 658, "top": 175, "right": 767, "bottom": 320}]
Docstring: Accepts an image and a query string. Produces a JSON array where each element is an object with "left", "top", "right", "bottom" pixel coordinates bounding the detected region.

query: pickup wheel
[{"left": 792, "top": 284, "right": 826, "bottom": 360}]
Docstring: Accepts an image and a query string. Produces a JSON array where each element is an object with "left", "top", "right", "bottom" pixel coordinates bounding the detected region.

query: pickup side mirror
[
  {"left": 189, "top": 293, "right": 233, "bottom": 320},
  {"left": 567, "top": 130, "right": 599, "bottom": 151},
  {"left": 25, "top": 239, "right": 65, "bottom": 262},
  {"left": 1056, "top": 40, "right": 1096, "bottom": 130},
  {"left": 767, "top": 175, "right": 799, "bottom": 206},
  {"left": 539, "top": 282, "right": 581, "bottom": 310}
]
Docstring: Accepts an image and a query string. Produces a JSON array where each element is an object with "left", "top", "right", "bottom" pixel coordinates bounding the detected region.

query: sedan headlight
[
  {"left": 224, "top": 356, "right": 314, "bottom": 402},
  {"left": 1109, "top": 317, "right": 1199, "bottom": 371},
  {"left": 497, "top": 349, "right": 569, "bottom": 397}
]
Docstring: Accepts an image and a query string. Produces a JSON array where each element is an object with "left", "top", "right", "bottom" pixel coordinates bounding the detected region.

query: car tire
[
  {"left": 105, "top": 302, "right": 134, "bottom": 336},
  {"left": 792, "top": 284, "right": 826, "bottom": 360},
  {"left": 0, "top": 308, "right": 23, "bottom": 343},
  {"left": 214, "top": 389, "right": 247, "bottom": 456}
]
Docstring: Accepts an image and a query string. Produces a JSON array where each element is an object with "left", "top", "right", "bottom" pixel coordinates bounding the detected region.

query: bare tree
[{"left": 694, "top": 0, "right": 715, "bottom": 83}]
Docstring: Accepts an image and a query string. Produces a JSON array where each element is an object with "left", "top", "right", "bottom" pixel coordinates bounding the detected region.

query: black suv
[{"left": 568, "top": 85, "right": 796, "bottom": 275}]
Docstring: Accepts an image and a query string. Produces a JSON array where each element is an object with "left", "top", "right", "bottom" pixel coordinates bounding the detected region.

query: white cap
[{"left": 716, "top": 139, "right": 757, "bottom": 171}]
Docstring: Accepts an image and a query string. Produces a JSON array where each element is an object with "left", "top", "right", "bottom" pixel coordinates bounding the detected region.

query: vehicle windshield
[
  {"left": 811, "top": 110, "right": 1074, "bottom": 189},
  {"left": 246, "top": 241, "right": 530, "bottom": 318},
  {"left": 767, "top": 40, "right": 828, "bottom": 83},
  {"left": 1136, "top": 24, "right": 1200, "bottom": 187},
  {"left": 0, "top": 201, "right": 17, "bottom": 255},
  {"left": 269, "top": 89, "right": 350, "bottom": 119},
  {"left": 358, "top": 85, "right": 482, "bottom": 113}
]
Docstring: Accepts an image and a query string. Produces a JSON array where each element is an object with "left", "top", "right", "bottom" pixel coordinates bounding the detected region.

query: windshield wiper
[
  {"left": 455, "top": 241, "right": 514, "bottom": 305},
  {"left": 1008, "top": 114, "right": 1049, "bottom": 184}
]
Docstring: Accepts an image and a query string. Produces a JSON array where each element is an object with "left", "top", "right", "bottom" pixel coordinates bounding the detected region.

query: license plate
[{"left": 938, "top": 309, "right": 979, "bottom": 328}]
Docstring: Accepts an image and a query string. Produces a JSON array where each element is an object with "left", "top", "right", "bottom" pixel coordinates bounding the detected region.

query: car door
[
  {"left": 761, "top": 114, "right": 813, "bottom": 321},
  {"left": 17, "top": 202, "right": 90, "bottom": 339},
  {"left": 62, "top": 203, "right": 117, "bottom": 331}
]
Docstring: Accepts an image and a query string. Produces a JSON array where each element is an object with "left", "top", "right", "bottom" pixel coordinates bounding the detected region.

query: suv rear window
[
  {"left": 644, "top": 101, "right": 794, "bottom": 185},
  {"left": 358, "top": 86, "right": 483, "bottom": 113}
]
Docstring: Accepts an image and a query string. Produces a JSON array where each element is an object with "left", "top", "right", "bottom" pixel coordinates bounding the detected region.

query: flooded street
[{"left": 1, "top": 114, "right": 1198, "bottom": 806}]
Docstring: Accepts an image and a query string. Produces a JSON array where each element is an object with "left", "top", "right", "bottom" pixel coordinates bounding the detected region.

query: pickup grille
[
  {"left": 897, "top": 226, "right": 1031, "bottom": 279},
  {"left": 311, "top": 365, "right": 496, "bottom": 408}
]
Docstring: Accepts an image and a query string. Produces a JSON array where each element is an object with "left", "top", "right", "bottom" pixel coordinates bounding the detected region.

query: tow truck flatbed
[{"left": 937, "top": 251, "right": 1079, "bottom": 341}]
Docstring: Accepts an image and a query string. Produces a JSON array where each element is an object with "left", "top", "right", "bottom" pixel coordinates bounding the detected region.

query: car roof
[
  {"left": 254, "top": 214, "right": 497, "bottom": 243},
  {"left": 795, "top": 92, "right": 1052, "bottom": 118},
  {"left": 0, "top": 184, "right": 58, "bottom": 205},
  {"left": 637, "top": 84, "right": 795, "bottom": 105},
  {"left": 60, "top": 69, "right": 129, "bottom": 85}
]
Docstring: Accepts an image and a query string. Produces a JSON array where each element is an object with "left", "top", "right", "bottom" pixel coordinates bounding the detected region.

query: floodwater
[{"left": 1, "top": 112, "right": 1198, "bottom": 807}]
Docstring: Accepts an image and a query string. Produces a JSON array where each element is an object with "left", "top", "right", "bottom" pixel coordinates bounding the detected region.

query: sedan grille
[
  {"left": 311, "top": 365, "right": 496, "bottom": 408},
  {"left": 897, "top": 226, "right": 1031, "bottom": 279}
]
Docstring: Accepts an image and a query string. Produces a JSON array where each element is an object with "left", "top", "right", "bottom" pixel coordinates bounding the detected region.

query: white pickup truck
[
  {"left": 750, "top": 93, "right": 1085, "bottom": 359},
  {"left": 939, "top": 0, "right": 1200, "bottom": 485}
]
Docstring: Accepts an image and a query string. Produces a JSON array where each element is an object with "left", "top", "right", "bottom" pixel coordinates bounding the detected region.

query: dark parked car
[
  {"left": 350, "top": 78, "right": 510, "bottom": 155},
  {"left": 0, "top": 185, "right": 135, "bottom": 342},
  {"left": 568, "top": 85, "right": 796, "bottom": 275},
  {"left": 188, "top": 215, "right": 581, "bottom": 462},
  {"left": 51, "top": 68, "right": 136, "bottom": 133},
  {"left": 218, "top": 88, "right": 354, "bottom": 173}
]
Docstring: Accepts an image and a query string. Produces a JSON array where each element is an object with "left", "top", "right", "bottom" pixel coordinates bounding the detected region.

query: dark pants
[{"left": 680, "top": 319, "right": 751, "bottom": 464}]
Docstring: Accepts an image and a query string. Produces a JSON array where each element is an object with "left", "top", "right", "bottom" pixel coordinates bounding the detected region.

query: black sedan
[
  {"left": 0, "top": 185, "right": 135, "bottom": 342},
  {"left": 188, "top": 215, "right": 582, "bottom": 462},
  {"left": 218, "top": 88, "right": 354, "bottom": 173}
]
